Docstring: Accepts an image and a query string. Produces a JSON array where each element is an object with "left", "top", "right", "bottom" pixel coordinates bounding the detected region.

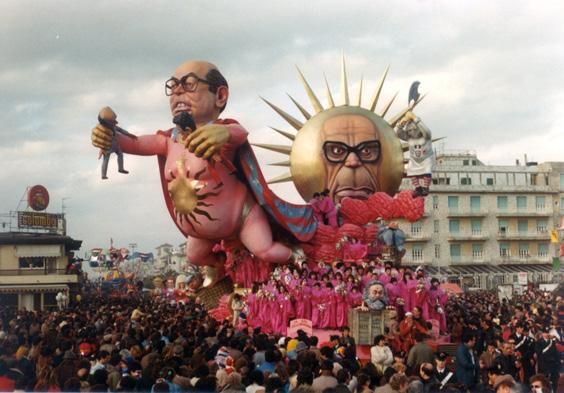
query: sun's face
[
  {"left": 289, "top": 106, "right": 404, "bottom": 202},
  {"left": 256, "top": 59, "right": 414, "bottom": 202}
]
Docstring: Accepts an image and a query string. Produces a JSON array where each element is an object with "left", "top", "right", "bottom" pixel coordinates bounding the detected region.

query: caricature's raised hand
[{"left": 91, "top": 107, "right": 117, "bottom": 151}]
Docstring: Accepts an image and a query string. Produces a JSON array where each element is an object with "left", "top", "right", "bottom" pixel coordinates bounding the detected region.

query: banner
[
  {"left": 287, "top": 318, "right": 313, "bottom": 337},
  {"left": 553, "top": 257, "right": 560, "bottom": 272}
]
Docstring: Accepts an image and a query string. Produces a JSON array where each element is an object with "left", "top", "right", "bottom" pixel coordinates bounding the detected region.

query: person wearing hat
[
  {"left": 493, "top": 374, "right": 516, "bottom": 393},
  {"left": 492, "top": 341, "right": 519, "bottom": 380},
  {"left": 509, "top": 322, "right": 534, "bottom": 382},
  {"left": 434, "top": 351, "right": 455, "bottom": 387},
  {"left": 534, "top": 326, "right": 559, "bottom": 392}
]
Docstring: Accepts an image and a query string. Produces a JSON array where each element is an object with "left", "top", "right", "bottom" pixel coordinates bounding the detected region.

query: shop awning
[
  {"left": 0, "top": 284, "right": 69, "bottom": 294},
  {"left": 15, "top": 245, "right": 62, "bottom": 258}
]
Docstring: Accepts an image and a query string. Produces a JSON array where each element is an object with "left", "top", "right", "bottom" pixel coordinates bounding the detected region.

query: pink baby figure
[{"left": 91, "top": 60, "right": 315, "bottom": 286}]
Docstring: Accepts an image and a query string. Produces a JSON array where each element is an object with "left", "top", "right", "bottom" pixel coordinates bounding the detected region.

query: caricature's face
[
  {"left": 167, "top": 61, "right": 228, "bottom": 127},
  {"left": 368, "top": 283, "right": 385, "bottom": 301},
  {"left": 320, "top": 115, "right": 381, "bottom": 203}
]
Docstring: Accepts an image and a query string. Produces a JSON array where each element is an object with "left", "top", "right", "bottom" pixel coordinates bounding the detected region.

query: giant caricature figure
[{"left": 91, "top": 61, "right": 314, "bottom": 285}]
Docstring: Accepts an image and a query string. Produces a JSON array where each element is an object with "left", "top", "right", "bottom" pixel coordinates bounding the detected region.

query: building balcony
[
  {"left": 496, "top": 231, "right": 551, "bottom": 240},
  {"left": 405, "top": 232, "right": 432, "bottom": 242},
  {"left": 448, "top": 231, "right": 489, "bottom": 241},
  {"left": 0, "top": 270, "right": 79, "bottom": 285},
  {"left": 496, "top": 255, "right": 551, "bottom": 264},
  {"left": 449, "top": 256, "right": 487, "bottom": 264},
  {"left": 495, "top": 210, "right": 551, "bottom": 217},
  {"left": 447, "top": 209, "right": 487, "bottom": 218}
]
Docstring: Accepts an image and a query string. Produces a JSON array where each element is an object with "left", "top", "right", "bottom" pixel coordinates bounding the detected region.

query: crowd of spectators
[{"left": 0, "top": 276, "right": 562, "bottom": 393}]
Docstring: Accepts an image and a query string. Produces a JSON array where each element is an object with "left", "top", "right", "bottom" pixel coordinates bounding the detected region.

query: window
[
  {"left": 560, "top": 174, "right": 564, "bottom": 191},
  {"left": 449, "top": 219, "right": 460, "bottom": 234},
  {"left": 538, "top": 243, "right": 549, "bottom": 257},
  {"left": 535, "top": 196, "right": 546, "bottom": 211},
  {"left": 561, "top": 197, "right": 564, "bottom": 214},
  {"left": 412, "top": 245, "right": 423, "bottom": 261},
  {"left": 19, "top": 257, "right": 45, "bottom": 269},
  {"left": 471, "top": 219, "right": 482, "bottom": 235},
  {"left": 432, "top": 196, "right": 439, "bottom": 210},
  {"left": 472, "top": 244, "right": 483, "bottom": 260},
  {"left": 448, "top": 196, "right": 459, "bottom": 212},
  {"left": 472, "top": 160, "right": 478, "bottom": 166},
  {"left": 516, "top": 196, "right": 527, "bottom": 211},
  {"left": 498, "top": 219, "right": 508, "bottom": 235},
  {"left": 470, "top": 196, "right": 481, "bottom": 212},
  {"left": 517, "top": 219, "right": 528, "bottom": 234},
  {"left": 434, "top": 244, "right": 440, "bottom": 259},
  {"left": 497, "top": 196, "right": 508, "bottom": 212},
  {"left": 463, "top": 159, "right": 469, "bottom": 166},
  {"left": 450, "top": 244, "right": 461, "bottom": 261},
  {"left": 486, "top": 178, "right": 494, "bottom": 185},
  {"left": 518, "top": 243, "right": 529, "bottom": 259},
  {"left": 437, "top": 178, "right": 451, "bottom": 185},
  {"left": 499, "top": 243, "right": 510, "bottom": 258},
  {"left": 433, "top": 220, "right": 439, "bottom": 234},
  {"left": 461, "top": 177, "right": 472, "bottom": 185},
  {"left": 536, "top": 219, "right": 548, "bottom": 233},
  {"left": 411, "top": 222, "right": 423, "bottom": 236}
]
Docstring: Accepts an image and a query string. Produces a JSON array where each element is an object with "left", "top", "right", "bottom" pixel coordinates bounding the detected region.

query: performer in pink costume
[
  {"left": 318, "top": 190, "right": 338, "bottom": 228},
  {"left": 378, "top": 265, "right": 393, "bottom": 285},
  {"left": 408, "top": 280, "right": 430, "bottom": 320},
  {"left": 311, "top": 283, "right": 323, "bottom": 328},
  {"left": 385, "top": 277, "right": 399, "bottom": 307},
  {"left": 335, "top": 286, "right": 349, "bottom": 328},
  {"left": 397, "top": 271, "right": 414, "bottom": 312},
  {"left": 91, "top": 61, "right": 315, "bottom": 284},
  {"left": 342, "top": 237, "right": 368, "bottom": 265},
  {"left": 309, "top": 192, "right": 323, "bottom": 224},
  {"left": 347, "top": 286, "right": 363, "bottom": 308},
  {"left": 319, "top": 283, "right": 337, "bottom": 329},
  {"left": 427, "top": 278, "right": 448, "bottom": 333}
]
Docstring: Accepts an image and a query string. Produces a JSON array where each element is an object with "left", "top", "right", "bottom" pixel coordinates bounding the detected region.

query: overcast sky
[{"left": 1, "top": 0, "right": 563, "bottom": 255}]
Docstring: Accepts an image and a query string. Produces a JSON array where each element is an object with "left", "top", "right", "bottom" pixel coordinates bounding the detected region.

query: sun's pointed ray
[
  {"left": 340, "top": 55, "right": 349, "bottom": 106},
  {"left": 260, "top": 97, "right": 303, "bottom": 130},
  {"left": 267, "top": 172, "right": 293, "bottom": 184},
  {"left": 252, "top": 143, "right": 292, "bottom": 155},
  {"left": 194, "top": 167, "right": 206, "bottom": 180},
  {"left": 295, "top": 66, "right": 323, "bottom": 114},
  {"left": 188, "top": 213, "right": 201, "bottom": 225},
  {"left": 388, "top": 94, "right": 426, "bottom": 127},
  {"left": 324, "top": 74, "right": 335, "bottom": 109},
  {"left": 357, "top": 75, "right": 364, "bottom": 107},
  {"left": 270, "top": 126, "right": 295, "bottom": 141},
  {"left": 193, "top": 208, "right": 218, "bottom": 221},
  {"left": 379, "top": 91, "right": 398, "bottom": 117},
  {"left": 185, "top": 216, "right": 197, "bottom": 232},
  {"left": 199, "top": 191, "right": 221, "bottom": 198},
  {"left": 368, "top": 66, "right": 389, "bottom": 112},
  {"left": 432, "top": 136, "right": 445, "bottom": 143},
  {"left": 270, "top": 160, "right": 291, "bottom": 167},
  {"left": 287, "top": 94, "right": 311, "bottom": 120}
]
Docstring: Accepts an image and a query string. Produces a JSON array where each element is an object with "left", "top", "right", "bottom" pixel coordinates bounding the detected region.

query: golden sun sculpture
[{"left": 254, "top": 57, "right": 425, "bottom": 201}]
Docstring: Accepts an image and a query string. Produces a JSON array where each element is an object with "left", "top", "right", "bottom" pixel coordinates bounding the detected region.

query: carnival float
[{"left": 91, "top": 57, "right": 445, "bottom": 341}]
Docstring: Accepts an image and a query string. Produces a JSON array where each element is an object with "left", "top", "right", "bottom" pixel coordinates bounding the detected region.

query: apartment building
[
  {"left": 0, "top": 232, "right": 82, "bottom": 310},
  {"left": 398, "top": 150, "right": 564, "bottom": 284}
]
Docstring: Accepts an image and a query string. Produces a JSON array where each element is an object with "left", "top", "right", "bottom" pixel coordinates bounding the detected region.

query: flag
[
  {"left": 553, "top": 257, "right": 560, "bottom": 272},
  {"left": 550, "top": 229, "right": 558, "bottom": 243}
]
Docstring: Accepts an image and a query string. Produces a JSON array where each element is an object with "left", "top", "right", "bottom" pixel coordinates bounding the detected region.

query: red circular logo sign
[{"left": 28, "top": 185, "right": 49, "bottom": 211}]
